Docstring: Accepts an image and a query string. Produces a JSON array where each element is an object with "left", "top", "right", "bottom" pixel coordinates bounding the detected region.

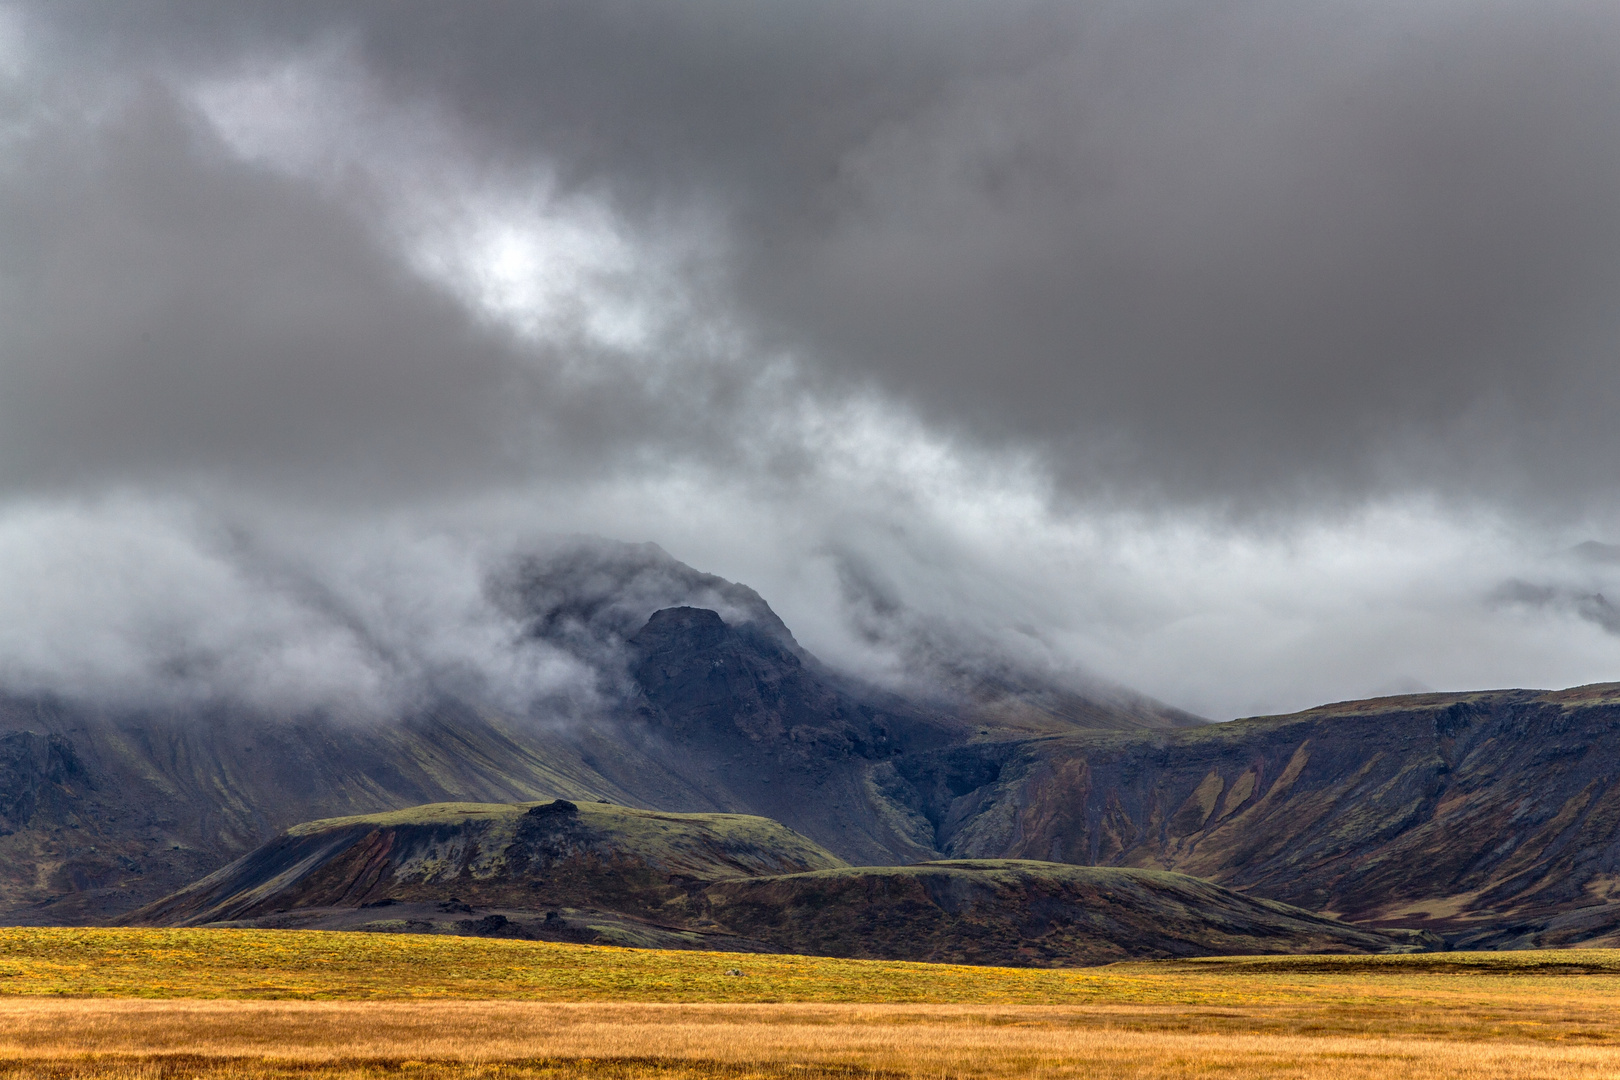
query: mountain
[
  {"left": 0, "top": 540, "right": 1191, "bottom": 924},
  {"left": 8, "top": 539, "right": 1620, "bottom": 952},
  {"left": 125, "top": 799, "right": 1434, "bottom": 965}
]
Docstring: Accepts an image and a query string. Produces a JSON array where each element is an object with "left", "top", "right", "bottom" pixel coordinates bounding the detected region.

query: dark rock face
[
  {"left": 0, "top": 731, "right": 80, "bottom": 835},
  {"left": 624, "top": 606, "right": 961, "bottom": 865},
  {"left": 630, "top": 606, "right": 914, "bottom": 763}
]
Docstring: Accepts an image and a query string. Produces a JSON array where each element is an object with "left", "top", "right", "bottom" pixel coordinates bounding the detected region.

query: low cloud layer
[{"left": 0, "top": 2, "right": 1616, "bottom": 720}]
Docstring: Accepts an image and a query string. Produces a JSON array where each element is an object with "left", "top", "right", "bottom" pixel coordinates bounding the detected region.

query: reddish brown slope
[{"left": 887, "top": 685, "right": 1620, "bottom": 947}]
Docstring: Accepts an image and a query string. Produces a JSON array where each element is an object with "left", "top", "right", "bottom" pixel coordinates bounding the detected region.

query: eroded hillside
[{"left": 881, "top": 685, "right": 1620, "bottom": 947}]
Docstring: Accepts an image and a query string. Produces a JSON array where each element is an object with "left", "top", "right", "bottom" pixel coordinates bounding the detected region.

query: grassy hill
[
  {"left": 126, "top": 800, "right": 844, "bottom": 933},
  {"left": 125, "top": 800, "right": 1434, "bottom": 965}
]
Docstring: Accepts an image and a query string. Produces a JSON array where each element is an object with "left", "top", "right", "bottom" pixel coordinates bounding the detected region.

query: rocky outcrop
[{"left": 0, "top": 731, "right": 81, "bottom": 836}]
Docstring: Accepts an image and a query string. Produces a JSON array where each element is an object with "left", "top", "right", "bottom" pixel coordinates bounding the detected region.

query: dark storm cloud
[
  {"left": 33, "top": 0, "right": 1620, "bottom": 509},
  {"left": 0, "top": 86, "right": 499, "bottom": 495},
  {"left": 399, "top": 1, "right": 1620, "bottom": 509},
  {"left": 0, "top": 69, "right": 751, "bottom": 501}
]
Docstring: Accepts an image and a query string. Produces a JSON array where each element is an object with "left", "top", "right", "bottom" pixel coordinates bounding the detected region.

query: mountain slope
[
  {"left": 880, "top": 685, "right": 1620, "bottom": 947},
  {"left": 125, "top": 799, "right": 1433, "bottom": 965},
  {"left": 697, "top": 860, "right": 1432, "bottom": 965},
  {"left": 0, "top": 696, "right": 748, "bottom": 923}
]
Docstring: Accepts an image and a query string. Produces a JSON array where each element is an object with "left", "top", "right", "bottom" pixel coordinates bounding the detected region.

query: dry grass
[
  {"left": 3, "top": 999, "right": 1620, "bottom": 1080},
  {"left": 4, "top": 929, "right": 1620, "bottom": 1077}
]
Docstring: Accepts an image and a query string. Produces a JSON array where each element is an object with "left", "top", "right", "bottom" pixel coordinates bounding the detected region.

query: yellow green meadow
[
  {"left": 0, "top": 926, "right": 1190, "bottom": 1003},
  {"left": 1, "top": 927, "right": 1619, "bottom": 1007}
]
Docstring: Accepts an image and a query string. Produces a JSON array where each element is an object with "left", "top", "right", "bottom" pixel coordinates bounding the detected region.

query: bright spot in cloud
[{"left": 191, "top": 44, "right": 674, "bottom": 354}]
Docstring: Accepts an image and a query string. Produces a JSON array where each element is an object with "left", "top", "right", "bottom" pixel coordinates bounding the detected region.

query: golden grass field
[{"left": 4, "top": 929, "right": 1620, "bottom": 1078}]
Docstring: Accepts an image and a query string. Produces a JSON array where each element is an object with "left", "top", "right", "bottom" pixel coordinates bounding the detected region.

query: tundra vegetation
[{"left": 2, "top": 929, "right": 1620, "bottom": 1078}]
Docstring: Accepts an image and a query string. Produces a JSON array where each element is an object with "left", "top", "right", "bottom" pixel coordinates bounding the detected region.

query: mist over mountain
[{"left": 0, "top": 541, "right": 1204, "bottom": 923}]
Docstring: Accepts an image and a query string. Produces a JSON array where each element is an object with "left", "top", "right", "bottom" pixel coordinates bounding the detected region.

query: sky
[{"left": 2, "top": 1, "right": 1620, "bottom": 720}]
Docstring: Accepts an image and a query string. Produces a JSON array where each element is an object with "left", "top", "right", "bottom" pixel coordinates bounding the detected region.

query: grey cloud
[
  {"left": 0, "top": 73, "right": 764, "bottom": 503},
  {"left": 36, "top": 0, "right": 1620, "bottom": 509},
  {"left": 0, "top": 500, "right": 799, "bottom": 719},
  {"left": 743, "top": 4, "right": 1620, "bottom": 508},
  {"left": 825, "top": 544, "right": 1149, "bottom": 714},
  {"left": 0, "top": 83, "right": 511, "bottom": 497},
  {"left": 1492, "top": 541, "right": 1620, "bottom": 636},
  {"left": 1494, "top": 581, "right": 1620, "bottom": 636},
  {"left": 1571, "top": 541, "right": 1620, "bottom": 566}
]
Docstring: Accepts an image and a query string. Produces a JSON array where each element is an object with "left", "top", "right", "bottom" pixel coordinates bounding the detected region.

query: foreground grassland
[{"left": 4, "top": 930, "right": 1620, "bottom": 1078}]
